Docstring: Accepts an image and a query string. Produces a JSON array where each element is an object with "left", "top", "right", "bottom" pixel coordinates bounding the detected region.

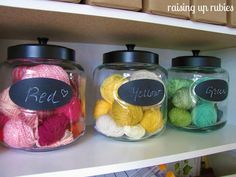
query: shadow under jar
[
  {"left": 0, "top": 38, "right": 86, "bottom": 151},
  {"left": 168, "top": 50, "right": 229, "bottom": 132},
  {"left": 93, "top": 44, "right": 167, "bottom": 141}
]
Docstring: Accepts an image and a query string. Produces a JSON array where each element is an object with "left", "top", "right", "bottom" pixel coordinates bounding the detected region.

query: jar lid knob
[
  {"left": 126, "top": 44, "right": 135, "bottom": 51},
  {"left": 37, "top": 37, "right": 49, "bottom": 45},
  {"left": 192, "top": 50, "right": 200, "bottom": 56}
]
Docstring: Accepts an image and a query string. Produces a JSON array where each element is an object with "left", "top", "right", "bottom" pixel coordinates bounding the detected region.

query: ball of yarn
[
  {"left": 192, "top": 103, "right": 217, "bottom": 128},
  {"left": 55, "top": 96, "right": 82, "bottom": 123},
  {"left": 95, "top": 115, "right": 124, "bottom": 137},
  {"left": 12, "top": 66, "right": 29, "bottom": 83},
  {"left": 38, "top": 114, "right": 69, "bottom": 146},
  {"left": 93, "top": 99, "right": 111, "bottom": 119},
  {"left": 130, "top": 70, "right": 159, "bottom": 80},
  {"left": 18, "top": 110, "right": 38, "bottom": 128},
  {"left": 124, "top": 125, "right": 145, "bottom": 140},
  {"left": 140, "top": 108, "right": 163, "bottom": 133},
  {"left": 22, "top": 64, "right": 70, "bottom": 85},
  {"left": 0, "top": 88, "right": 21, "bottom": 118},
  {"left": 168, "top": 79, "right": 192, "bottom": 97},
  {"left": 37, "top": 130, "right": 74, "bottom": 148},
  {"left": 111, "top": 101, "right": 143, "bottom": 126},
  {"left": 100, "top": 74, "right": 125, "bottom": 104},
  {"left": 169, "top": 108, "right": 192, "bottom": 127},
  {"left": 3, "top": 119, "right": 35, "bottom": 148},
  {"left": 172, "top": 87, "right": 195, "bottom": 110}
]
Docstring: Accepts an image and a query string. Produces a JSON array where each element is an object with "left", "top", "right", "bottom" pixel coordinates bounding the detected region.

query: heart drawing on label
[{"left": 61, "top": 89, "right": 69, "bottom": 98}]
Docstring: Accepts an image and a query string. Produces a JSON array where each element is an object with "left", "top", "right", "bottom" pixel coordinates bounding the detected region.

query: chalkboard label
[
  {"left": 9, "top": 78, "right": 73, "bottom": 110},
  {"left": 118, "top": 79, "right": 165, "bottom": 106},
  {"left": 194, "top": 79, "right": 228, "bottom": 102}
]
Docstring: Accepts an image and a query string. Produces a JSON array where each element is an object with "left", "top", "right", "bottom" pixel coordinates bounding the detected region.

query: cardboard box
[
  {"left": 191, "top": 0, "right": 227, "bottom": 25},
  {"left": 143, "top": 0, "right": 191, "bottom": 19},
  {"left": 85, "top": 0, "right": 142, "bottom": 11},
  {"left": 227, "top": 0, "right": 236, "bottom": 27}
]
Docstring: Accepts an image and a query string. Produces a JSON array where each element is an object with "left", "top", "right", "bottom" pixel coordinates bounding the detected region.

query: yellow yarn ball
[
  {"left": 93, "top": 99, "right": 111, "bottom": 119},
  {"left": 111, "top": 101, "right": 143, "bottom": 126},
  {"left": 140, "top": 108, "right": 163, "bottom": 133},
  {"left": 100, "top": 74, "right": 125, "bottom": 104}
]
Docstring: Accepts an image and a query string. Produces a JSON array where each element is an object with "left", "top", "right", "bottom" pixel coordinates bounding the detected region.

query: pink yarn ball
[
  {"left": 12, "top": 66, "right": 29, "bottom": 83},
  {"left": 38, "top": 114, "right": 69, "bottom": 146},
  {"left": 0, "top": 88, "right": 21, "bottom": 118},
  {"left": 55, "top": 96, "right": 82, "bottom": 123},
  {"left": 3, "top": 119, "right": 35, "bottom": 148},
  {"left": 18, "top": 110, "right": 38, "bottom": 128},
  {"left": 22, "top": 64, "right": 70, "bottom": 85}
]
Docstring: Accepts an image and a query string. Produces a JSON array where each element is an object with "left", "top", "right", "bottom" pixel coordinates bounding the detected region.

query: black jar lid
[
  {"left": 7, "top": 37, "right": 75, "bottom": 61},
  {"left": 103, "top": 44, "right": 159, "bottom": 64},
  {"left": 172, "top": 50, "right": 221, "bottom": 68}
]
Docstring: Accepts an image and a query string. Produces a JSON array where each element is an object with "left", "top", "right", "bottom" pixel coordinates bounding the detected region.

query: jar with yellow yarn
[{"left": 93, "top": 44, "right": 167, "bottom": 141}]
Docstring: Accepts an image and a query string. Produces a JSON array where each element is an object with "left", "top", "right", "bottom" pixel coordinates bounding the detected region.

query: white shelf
[
  {"left": 1, "top": 0, "right": 236, "bottom": 50},
  {"left": 1, "top": 124, "right": 236, "bottom": 177}
]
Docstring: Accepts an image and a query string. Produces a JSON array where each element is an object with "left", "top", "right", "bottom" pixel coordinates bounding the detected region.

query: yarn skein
[
  {"left": 140, "top": 108, "right": 163, "bottom": 133},
  {"left": 38, "top": 114, "right": 69, "bottom": 146},
  {"left": 93, "top": 99, "right": 111, "bottom": 119},
  {"left": 111, "top": 101, "right": 143, "bottom": 126},
  {"left": 36, "top": 130, "right": 74, "bottom": 148},
  {"left": 18, "top": 110, "right": 38, "bottom": 128},
  {"left": 169, "top": 108, "right": 192, "bottom": 127},
  {"left": 192, "top": 103, "right": 217, "bottom": 128},
  {"left": 22, "top": 64, "right": 70, "bottom": 85},
  {"left": 3, "top": 119, "right": 35, "bottom": 148},
  {"left": 95, "top": 115, "right": 124, "bottom": 137},
  {"left": 168, "top": 79, "right": 193, "bottom": 97},
  {"left": 124, "top": 125, "right": 145, "bottom": 140},
  {"left": 100, "top": 74, "right": 125, "bottom": 104},
  {"left": 172, "top": 87, "right": 196, "bottom": 110},
  {"left": 0, "top": 88, "right": 21, "bottom": 119}
]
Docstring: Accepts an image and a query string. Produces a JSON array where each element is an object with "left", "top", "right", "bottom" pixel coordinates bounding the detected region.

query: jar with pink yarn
[{"left": 0, "top": 38, "right": 86, "bottom": 151}]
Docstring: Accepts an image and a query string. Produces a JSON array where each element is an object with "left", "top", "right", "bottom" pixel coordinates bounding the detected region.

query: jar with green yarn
[{"left": 168, "top": 50, "right": 229, "bottom": 132}]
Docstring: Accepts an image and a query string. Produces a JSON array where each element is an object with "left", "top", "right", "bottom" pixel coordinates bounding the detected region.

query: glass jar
[
  {"left": 93, "top": 44, "right": 167, "bottom": 141},
  {"left": 0, "top": 38, "right": 86, "bottom": 151},
  {"left": 168, "top": 50, "right": 229, "bottom": 131}
]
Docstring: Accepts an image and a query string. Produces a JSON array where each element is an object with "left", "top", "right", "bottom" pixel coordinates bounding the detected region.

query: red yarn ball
[
  {"left": 55, "top": 96, "right": 82, "bottom": 123},
  {"left": 38, "top": 114, "right": 69, "bottom": 146}
]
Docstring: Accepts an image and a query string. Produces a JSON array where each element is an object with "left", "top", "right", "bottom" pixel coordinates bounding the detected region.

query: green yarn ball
[
  {"left": 169, "top": 108, "right": 192, "bottom": 127},
  {"left": 172, "top": 87, "right": 195, "bottom": 110},
  {"left": 192, "top": 103, "right": 217, "bottom": 128},
  {"left": 168, "top": 79, "right": 193, "bottom": 97}
]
